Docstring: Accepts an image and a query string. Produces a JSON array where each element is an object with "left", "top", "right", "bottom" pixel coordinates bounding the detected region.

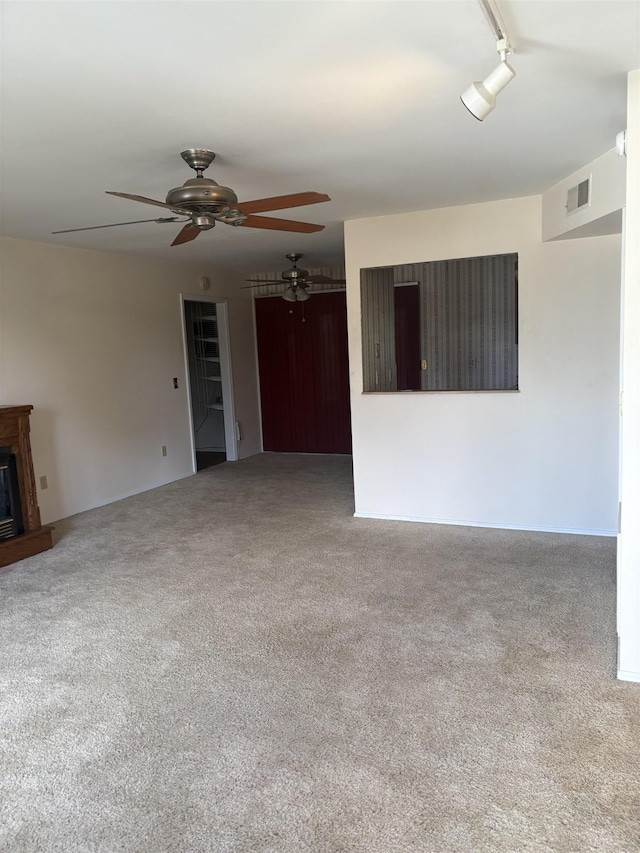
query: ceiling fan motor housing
[
  {"left": 166, "top": 178, "right": 239, "bottom": 215},
  {"left": 167, "top": 149, "right": 246, "bottom": 226},
  {"left": 282, "top": 267, "right": 310, "bottom": 282}
]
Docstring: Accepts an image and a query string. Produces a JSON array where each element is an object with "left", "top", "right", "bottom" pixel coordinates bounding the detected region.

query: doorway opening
[{"left": 183, "top": 298, "right": 237, "bottom": 471}]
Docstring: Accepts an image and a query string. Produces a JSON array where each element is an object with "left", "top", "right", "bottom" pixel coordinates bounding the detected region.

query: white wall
[
  {"left": 542, "top": 148, "right": 626, "bottom": 242},
  {"left": 0, "top": 238, "right": 261, "bottom": 524},
  {"left": 617, "top": 70, "right": 640, "bottom": 682},
  {"left": 345, "top": 195, "right": 621, "bottom": 534}
]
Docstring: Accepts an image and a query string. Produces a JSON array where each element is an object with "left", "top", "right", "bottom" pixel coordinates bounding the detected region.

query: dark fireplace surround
[
  {"left": 0, "top": 406, "right": 53, "bottom": 568},
  {"left": 0, "top": 448, "right": 24, "bottom": 541}
]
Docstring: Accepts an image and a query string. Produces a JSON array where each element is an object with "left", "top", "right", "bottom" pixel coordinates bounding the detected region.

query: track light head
[
  {"left": 461, "top": 36, "right": 516, "bottom": 121},
  {"left": 461, "top": 57, "right": 516, "bottom": 120}
]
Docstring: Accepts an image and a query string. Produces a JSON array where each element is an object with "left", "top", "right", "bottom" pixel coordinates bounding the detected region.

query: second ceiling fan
[
  {"left": 244, "top": 253, "right": 346, "bottom": 302},
  {"left": 53, "top": 149, "right": 331, "bottom": 246}
]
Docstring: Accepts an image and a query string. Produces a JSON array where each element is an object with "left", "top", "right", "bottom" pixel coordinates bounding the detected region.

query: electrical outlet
[
  {"left": 39, "top": 475, "right": 48, "bottom": 490},
  {"left": 161, "top": 446, "right": 167, "bottom": 457}
]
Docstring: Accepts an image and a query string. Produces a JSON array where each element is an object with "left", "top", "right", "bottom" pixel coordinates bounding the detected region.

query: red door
[
  {"left": 255, "top": 291, "right": 351, "bottom": 453},
  {"left": 394, "top": 284, "right": 421, "bottom": 390}
]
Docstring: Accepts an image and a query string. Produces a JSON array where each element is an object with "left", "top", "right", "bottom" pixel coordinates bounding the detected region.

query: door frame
[{"left": 181, "top": 294, "right": 238, "bottom": 471}]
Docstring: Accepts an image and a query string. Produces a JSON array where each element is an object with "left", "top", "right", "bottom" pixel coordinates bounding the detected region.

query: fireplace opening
[{"left": 0, "top": 447, "right": 24, "bottom": 541}]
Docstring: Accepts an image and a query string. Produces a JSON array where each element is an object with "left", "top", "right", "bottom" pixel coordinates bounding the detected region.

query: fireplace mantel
[{"left": 0, "top": 405, "right": 53, "bottom": 568}]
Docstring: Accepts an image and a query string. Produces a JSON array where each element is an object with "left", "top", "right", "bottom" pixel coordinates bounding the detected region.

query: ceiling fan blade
[
  {"left": 242, "top": 280, "right": 284, "bottom": 287},
  {"left": 52, "top": 217, "right": 183, "bottom": 235},
  {"left": 240, "top": 215, "right": 324, "bottom": 233},
  {"left": 106, "top": 191, "right": 175, "bottom": 210},
  {"left": 307, "top": 275, "right": 347, "bottom": 284},
  {"left": 171, "top": 224, "right": 201, "bottom": 246},
  {"left": 235, "top": 192, "right": 330, "bottom": 215}
]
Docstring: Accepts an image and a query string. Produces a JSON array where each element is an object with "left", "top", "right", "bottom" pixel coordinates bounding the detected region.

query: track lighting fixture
[{"left": 461, "top": 37, "right": 516, "bottom": 120}]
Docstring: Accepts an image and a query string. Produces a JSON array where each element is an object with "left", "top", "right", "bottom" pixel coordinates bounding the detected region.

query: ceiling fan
[
  {"left": 244, "top": 253, "right": 346, "bottom": 302},
  {"left": 52, "top": 149, "right": 331, "bottom": 247}
]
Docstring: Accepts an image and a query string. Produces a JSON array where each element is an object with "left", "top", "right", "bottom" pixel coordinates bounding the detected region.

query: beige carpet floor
[{"left": 1, "top": 452, "right": 639, "bottom": 852}]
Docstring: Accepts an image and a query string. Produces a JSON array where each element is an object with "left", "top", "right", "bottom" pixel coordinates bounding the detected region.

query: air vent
[
  {"left": 566, "top": 177, "right": 591, "bottom": 214},
  {"left": 0, "top": 517, "right": 16, "bottom": 541}
]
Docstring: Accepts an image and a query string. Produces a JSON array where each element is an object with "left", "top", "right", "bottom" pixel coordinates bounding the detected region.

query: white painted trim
[
  {"left": 617, "top": 70, "right": 640, "bottom": 677},
  {"left": 181, "top": 294, "right": 239, "bottom": 468},
  {"left": 250, "top": 293, "right": 265, "bottom": 452},
  {"left": 353, "top": 512, "right": 616, "bottom": 537},
  {"left": 216, "top": 300, "right": 239, "bottom": 462},
  {"left": 617, "top": 670, "right": 640, "bottom": 684},
  {"left": 180, "top": 297, "right": 198, "bottom": 474}
]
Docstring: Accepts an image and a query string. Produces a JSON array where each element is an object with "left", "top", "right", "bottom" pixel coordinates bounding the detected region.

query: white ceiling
[{"left": 1, "top": 1, "right": 638, "bottom": 275}]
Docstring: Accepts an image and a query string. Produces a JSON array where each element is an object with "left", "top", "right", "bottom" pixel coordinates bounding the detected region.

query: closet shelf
[
  {"left": 207, "top": 403, "right": 224, "bottom": 410},
  {"left": 194, "top": 336, "right": 219, "bottom": 342},
  {"left": 197, "top": 356, "right": 221, "bottom": 363}
]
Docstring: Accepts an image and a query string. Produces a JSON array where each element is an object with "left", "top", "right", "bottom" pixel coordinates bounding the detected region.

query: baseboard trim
[
  {"left": 50, "top": 471, "right": 195, "bottom": 524},
  {"left": 352, "top": 512, "right": 616, "bottom": 537},
  {"left": 95, "top": 471, "right": 196, "bottom": 510},
  {"left": 617, "top": 670, "right": 640, "bottom": 684}
]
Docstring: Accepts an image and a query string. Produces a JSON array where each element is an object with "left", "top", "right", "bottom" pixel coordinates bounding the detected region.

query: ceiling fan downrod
[
  {"left": 180, "top": 148, "right": 217, "bottom": 178},
  {"left": 282, "top": 253, "right": 309, "bottom": 282}
]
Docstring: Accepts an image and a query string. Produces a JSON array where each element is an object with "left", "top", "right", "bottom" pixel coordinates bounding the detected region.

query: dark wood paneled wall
[{"left": 255, "top": 292, "right": 351, "bottom": 454}]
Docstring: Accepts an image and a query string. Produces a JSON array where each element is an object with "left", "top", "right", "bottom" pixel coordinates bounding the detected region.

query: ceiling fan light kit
[{"left": 244, "top": 253, "right": 346, "bottom": 303}]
